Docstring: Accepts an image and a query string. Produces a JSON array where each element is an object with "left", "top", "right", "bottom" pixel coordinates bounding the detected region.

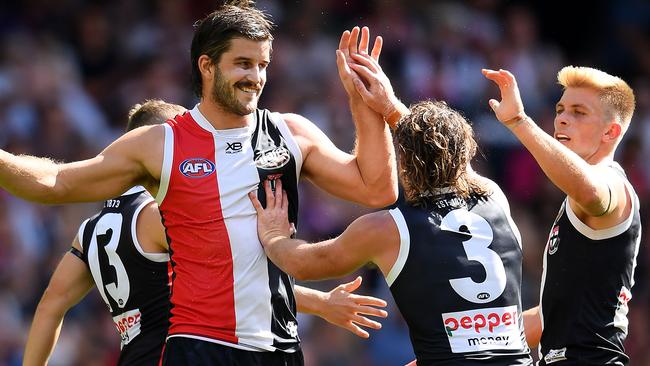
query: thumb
[
  {"left": 340, "top": 276, "right": 362, "bottom": 292},
  {"left": 488, "top": 99, "right": 500, "bottom": 112}
]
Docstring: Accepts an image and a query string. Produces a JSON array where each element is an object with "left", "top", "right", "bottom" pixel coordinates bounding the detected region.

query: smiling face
[
  {"left": 208, "top": 38, "right": 271, "bottom": 116},
  {"left": 554, "top": 87, "right": 615, "bottom": 162}
]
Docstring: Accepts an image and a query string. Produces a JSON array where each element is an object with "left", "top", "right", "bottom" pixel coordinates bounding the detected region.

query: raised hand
[
  {"left": 318, "top": 276, "right": 388, "bottom": 338},
  {"left": 481, "top": 68, "right": 527, "bottom": 128},
  {"left": 336, "top": 26, "right": 383, "bottom": 99}
]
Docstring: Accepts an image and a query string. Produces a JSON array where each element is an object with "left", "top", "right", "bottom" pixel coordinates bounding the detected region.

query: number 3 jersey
[
  {"left": 386, "top": 181, "right": 532, "bottom": 365},
  {"left": 78, "top": 187, "right": 170, "bottom": 366}
]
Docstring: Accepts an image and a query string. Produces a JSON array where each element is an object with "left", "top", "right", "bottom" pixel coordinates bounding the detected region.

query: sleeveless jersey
[
  {"left": 539, "top": 163, "right": 641, "bottom": 366},
  {"left": 79, "top": 187, "right": 170, "bottom": 366},
  {"left": 156, "top": 105, "right": 302, "bottom": 352},
  {"left": 386, "top": 182, "right": 532, "bottom": 365}
]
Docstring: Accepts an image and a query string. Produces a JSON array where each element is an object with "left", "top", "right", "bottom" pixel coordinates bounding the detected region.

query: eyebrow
[
  {"left": 233, "top": 56, "right": 270, "bottom": 63},
  {"left": 556, "top": 102, "right": 589, "bottom": 110}
]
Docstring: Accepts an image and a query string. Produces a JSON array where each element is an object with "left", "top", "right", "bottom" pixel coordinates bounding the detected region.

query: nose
[
  {"left": 555, "top": 111, "right": 569, "bottom": 128},
  {"left": 247, "top": 66, "right": 264, "bottom": 85}
]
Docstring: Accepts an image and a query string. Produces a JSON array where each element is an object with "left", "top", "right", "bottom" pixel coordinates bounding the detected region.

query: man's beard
[{"left": 211, "top": 67, "right": 259, "bottom": 116}]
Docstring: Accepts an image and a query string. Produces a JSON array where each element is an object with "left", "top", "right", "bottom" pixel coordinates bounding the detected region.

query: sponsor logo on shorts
[
  {"left": 179, "top": 158, "right": 216, "bottom": 178},
  {"left": 544, "top": 347, "right": 567, "bottom": 364},
  {"left": 441, "top": 305, "right": 522, "bottom": 353},
  {"left": 113, "top": 308, "right": 142, "bottom": 346}
]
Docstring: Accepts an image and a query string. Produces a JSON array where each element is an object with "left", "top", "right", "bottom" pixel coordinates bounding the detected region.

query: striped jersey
[
  {"left": 386, "top": 181, "right": 532, "bottom": 365},
  {"left": 79, "top": 187, "right": 170, "bottom": 365},
  {"left": 539, "top": 163, "right": 642, "bottom": 365},
  {"left": 156, "top": 105, "right": 303, "bottom": 352}
]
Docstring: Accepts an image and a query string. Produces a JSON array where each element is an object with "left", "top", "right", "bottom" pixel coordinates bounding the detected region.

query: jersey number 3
[
  {"left": 87, "top": 213, "right": 131, "bottom": 312},
  {"left": 441, "top": 209, "right": 506, "bottom": 304}
]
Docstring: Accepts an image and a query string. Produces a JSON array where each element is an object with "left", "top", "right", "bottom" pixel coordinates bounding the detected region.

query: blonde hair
[{"left": 557, "top": 66, "right": 635, "bottom": 130}]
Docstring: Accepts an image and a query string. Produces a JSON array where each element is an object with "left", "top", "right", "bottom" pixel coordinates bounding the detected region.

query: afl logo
[{"left": 179, "top": 158, "right": 215, "bottom": 178}]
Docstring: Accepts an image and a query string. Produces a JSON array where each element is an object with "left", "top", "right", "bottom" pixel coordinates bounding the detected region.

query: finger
[
  {"left": 350, "top": 294, "right": 388, "bottom": 308},
  {"left": 370, "top": 36, "right": 382, "bottom": 62},
  {"left": 350, "top": 52, "right": 380, "bottom": 73},
  {"left": 248, "top": 191, "right": 263, "bottom": 214},
  {"left": 339, "top": 30, "right": 351, "bottom": 52},
  {"left": 355, "top": 305, "right": 389, "bottom": 318},
  {"left": 274, "top": 179, "right": 283, "bottom": 209},
  {"left": 352, "top": 314, "right": 382, "bottom": 330},
  {"left": 282, "top": 190, "right": 289, "bottom": 213},
  {"left": 264, "top": 179, "right": 274, "bottom": 208},
  {"left": 359, "top": 26, "right": 370, "bottom": 54},
  {"left": 349, "top": 63, "right": 378, "bottom": 84},
  {"left": 348, "top": 26, "right": 360, "bottom": 55},
  {"left": 339, "top": 276, "right": 362, "bottom": 292},
  {"left": 489, "top": 99, "right": 500, "bottom": 112},
  {"left": 353, "top": 78, "right": 372, "bottom": 100},
  {"left": 336, "top": 50, "right": 352, "bottom": 77},
  {"left": 347, "top": 322, "right": 370, "bottom": 338},
  {"left": 500, "top": 69, "right": 518, "bottom": 86}
]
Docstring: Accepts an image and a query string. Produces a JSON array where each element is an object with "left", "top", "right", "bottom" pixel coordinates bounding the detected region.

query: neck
[{"left": 198, "top": 98, "right": 255, "bottom": 130}]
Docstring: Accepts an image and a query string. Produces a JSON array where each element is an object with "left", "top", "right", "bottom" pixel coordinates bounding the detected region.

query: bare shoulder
[
  {"left": 136, "top": 200, "right": 167, "bottom": 253},
  {"left": 280, "top": 113, "right": 324, "bottom": 140},
  {"left": 348, "top": 210, "right": 398, "bottom": 239}
]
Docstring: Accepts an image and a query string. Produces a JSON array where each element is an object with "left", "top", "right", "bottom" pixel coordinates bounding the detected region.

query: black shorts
[{"left": 161, "top": 337, "right": 304, "bottom": 366}]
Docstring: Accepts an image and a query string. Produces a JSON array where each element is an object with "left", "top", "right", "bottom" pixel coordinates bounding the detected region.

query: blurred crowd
[{"left": 0, "top": 0, "right": 648, "bottom": 365}]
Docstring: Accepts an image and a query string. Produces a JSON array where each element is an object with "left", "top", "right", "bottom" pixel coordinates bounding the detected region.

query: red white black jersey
[
  {"left": 156, "top": 105, "right": 302, "bottom": 352},
  {"left": 386, "top": 181, "right": 532, "bottom": 365},
  {"left": 539, "top": 163, "right": 641, "bottom": 366},
  {"left": 78, "top": 187, "right": 170, "bottom": 366}
]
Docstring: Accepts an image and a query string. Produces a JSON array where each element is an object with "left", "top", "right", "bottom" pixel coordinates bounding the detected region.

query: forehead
[
  {"left": 558, "top": 87, "right": 603, "bottom": 110},
  {"left": 222, "top": 38, "right": 271, "bottom": 61}
]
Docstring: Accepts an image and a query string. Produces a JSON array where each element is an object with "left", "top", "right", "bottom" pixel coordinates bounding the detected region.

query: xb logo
[{"left": 226, "top": 142, "right": 243, "bottom": 154}]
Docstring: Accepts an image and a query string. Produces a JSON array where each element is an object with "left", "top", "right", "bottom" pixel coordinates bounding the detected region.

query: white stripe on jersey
[
  {"left": 156, "top": 123, "right": 174, "bottom": 205},
  {"left": 385, "top": 208, "right": 410, "bottom": 286}
]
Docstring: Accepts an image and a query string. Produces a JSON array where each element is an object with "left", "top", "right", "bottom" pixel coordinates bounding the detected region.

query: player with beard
[
  {"left": 0, "top": 2, "right": 398, "bottom": 365},
  {"left": 483, "top": 67, "right": 640, "bottom": 365},
  {"left": 22, "top": 100, "right": 389, "bottom": 366}
]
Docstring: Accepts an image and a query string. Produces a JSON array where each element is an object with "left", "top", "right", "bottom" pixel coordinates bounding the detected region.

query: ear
[
  {"left": 603, "top": 122, "right": 622, "bottom": 142},
  {"left": 198, "top": 55, "right": 215, "bottom": 79}
]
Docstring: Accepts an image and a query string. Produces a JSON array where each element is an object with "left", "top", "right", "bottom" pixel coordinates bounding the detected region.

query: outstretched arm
[
  {"left": 295, "top": 277, "right": 388, "bottom": 338},
  {"left": 23, "top": 237, "right": 94, "bottom": 366},
  {"left": 482, "top": 68, "right": 628, "bottom": 221},
  {"left": 0, "top": 125, "right": 162, "bottom": 204},
  {"left": 249, "top": 180, "right": 399, "bottom": 280},
  {"left": 291, "top": 26, "right": 398, "bottom": 208}
]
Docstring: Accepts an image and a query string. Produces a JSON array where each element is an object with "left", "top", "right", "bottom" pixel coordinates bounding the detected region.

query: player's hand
[
  {"left": 317, "top": 276, "right": 388, "bottom": 338},
  {"left": 347, "top": 52, "right": 406, "bottom": 122},
  {"left": 481, "top": 68, "right": 527, "bottom": 128},
  {"left": 249, "top": 179, "right": 293, "bottom": 247},
  {"left": 336, "top": 26, "right": 383, "bottom": 99}
]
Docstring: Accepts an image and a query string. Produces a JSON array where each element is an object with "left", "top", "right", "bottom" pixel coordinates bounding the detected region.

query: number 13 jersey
[
  {"left": 386, "top": 181, "right": 532, "bottom": 365},
  {"left": 78, "top": 187, "right": 170, "bottom": 366}
]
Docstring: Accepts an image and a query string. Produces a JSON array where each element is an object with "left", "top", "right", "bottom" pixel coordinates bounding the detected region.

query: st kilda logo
[{"left": 548, "top": 225, "right": 560, "bottom": 255}]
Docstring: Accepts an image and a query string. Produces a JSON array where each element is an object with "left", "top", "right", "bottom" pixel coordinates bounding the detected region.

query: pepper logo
[{"left": 179, "top": 158, "right": 215, "bottom": 178}]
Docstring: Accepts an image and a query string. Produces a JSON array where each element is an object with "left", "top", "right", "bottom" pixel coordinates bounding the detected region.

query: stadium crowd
[{"left": 0, "top": 0, "right": 648, "bottom": 365}]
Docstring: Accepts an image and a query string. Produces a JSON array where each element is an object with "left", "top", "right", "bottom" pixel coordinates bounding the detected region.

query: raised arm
[
  {"left": 249, "top": 180, "right": 399, "bottom": 280},
  {"left": 482, "top": 69, "right": 628, "bottom": 222},
  {"left": 294, "top": 277, "right": 388, "bottom": 338},
  {"left": 23, "top": 237, "right": 94, "bottom": 366},
  {"left": 0, "top": 125, "right": 163, "bottom": 204},
  {"left": 289, "top": 27, "right": 398, "bottom": 208}
]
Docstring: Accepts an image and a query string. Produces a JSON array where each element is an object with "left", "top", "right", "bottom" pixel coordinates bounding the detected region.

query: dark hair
[
  {"left": 396, "top": 100, "right": 487, "bottom": 206},
  {"left": 190, "top": 1, "right": 274, "bottom": 98},
  {"left": 126, "top": 99, "right": 186, "bottom": 132}
]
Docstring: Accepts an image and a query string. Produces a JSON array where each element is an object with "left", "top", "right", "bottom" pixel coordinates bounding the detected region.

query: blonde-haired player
[{"left": 483, "top": 66, "right": 640, "bottom": 366}]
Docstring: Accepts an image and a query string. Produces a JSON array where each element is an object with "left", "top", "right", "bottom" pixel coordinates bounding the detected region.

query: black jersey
[
  {"left": 79, "top": 187, "right": 169, "bottom": 366},
  {"left": 387, "top": 182, "right": 532, "bottom": 365},
  {"left": 539, "top": 164, "right": 641, "bottom": 366}
]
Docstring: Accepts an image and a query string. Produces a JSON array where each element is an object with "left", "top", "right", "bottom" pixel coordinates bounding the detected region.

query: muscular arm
[
  {"left": 294, "top": 278, "right": 388, "bottom": 338},
  {"left": 0, "top": 125, "right": 162, "bottom": 204},
  {"left": 251, "top": 180, "right": 399, "bottom": 280},
  {"left": 523, "top": 306, "right": 542, "bottom": 349},
  {"left": 23, "top": 237, "right": 94, "bottom": 366},
  {"left": 482, "top": 69, "right": 628, "bottom": 222}
]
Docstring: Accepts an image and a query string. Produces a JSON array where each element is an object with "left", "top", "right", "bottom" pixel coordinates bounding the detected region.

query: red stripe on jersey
[{"left": 160, "top": 112, "right": 237, "bottom": 343}]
